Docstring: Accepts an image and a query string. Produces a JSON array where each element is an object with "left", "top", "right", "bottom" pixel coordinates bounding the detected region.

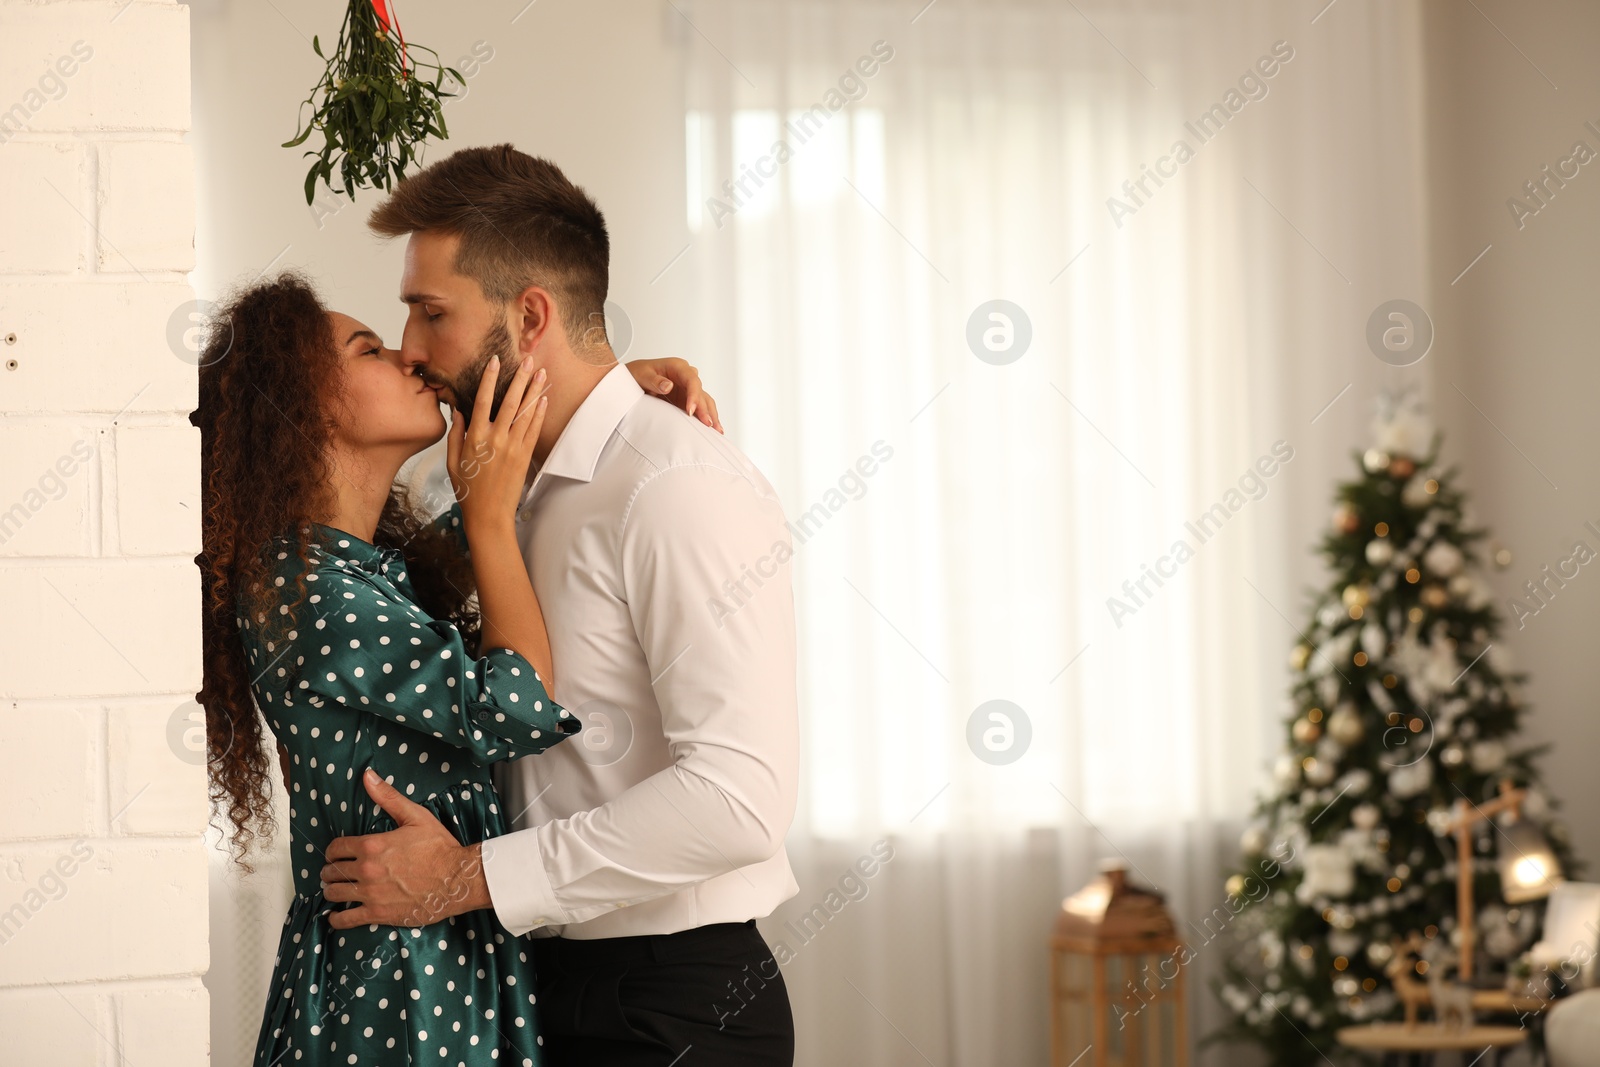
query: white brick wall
[{"left": 0, "top": 1, "right": 207, "bottom": 1063}]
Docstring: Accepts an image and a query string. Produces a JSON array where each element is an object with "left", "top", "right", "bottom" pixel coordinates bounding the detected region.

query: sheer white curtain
[{"left": 680, "top": 0, "right": 1431, "bottom": 1063}]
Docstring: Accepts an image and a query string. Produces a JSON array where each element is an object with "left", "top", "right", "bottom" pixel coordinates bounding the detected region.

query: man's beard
[{"left": 447, "top": 318, "right": 515, "bottom": 426}]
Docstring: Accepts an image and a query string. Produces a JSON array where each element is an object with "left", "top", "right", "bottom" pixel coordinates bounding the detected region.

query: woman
[{"left": 192, "top": 272, "right": 720, "bottom": 1066}]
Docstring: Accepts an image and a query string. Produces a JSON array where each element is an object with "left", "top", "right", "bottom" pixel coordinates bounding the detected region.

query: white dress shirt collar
[{"left": 522, "top": 362, "right": 645, "bottom": 504}]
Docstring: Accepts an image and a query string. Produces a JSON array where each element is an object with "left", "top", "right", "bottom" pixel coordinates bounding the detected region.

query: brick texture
[{"left": 0, "top": 0, "right": 207, "bottom": 1060}]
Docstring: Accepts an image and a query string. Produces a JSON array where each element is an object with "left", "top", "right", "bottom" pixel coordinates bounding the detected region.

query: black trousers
[{"left": 530, "top": 919, "right": 794, "bottom": 1067}]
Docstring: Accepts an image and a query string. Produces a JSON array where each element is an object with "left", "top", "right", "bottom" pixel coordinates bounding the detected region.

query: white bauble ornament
[
  {"left": 1317, "top": 674, "right": 1341, "bottom": 709},
  {"left": 1471, "top": 739, "right": 1507, "bottom": 773},
  {"left": 1241, "top": 825, "right": 1268, "bottom": 855},
  {"left": 1423, "top": 636, "right": 1460, "bottom": 693},
  {"left": 1388, "top": 759, "right": 1434, "bottom": 799},
  {"left": 1363, "top": 449, "right": 1391, "bottom": 474},
  {"left": 1402, "top": 475, "right": 1435, "bottom": 509},
  {"left": 1437, "top": 698, "right": 1469, "bottom": 733},
  {"left": 1423, "top": 540, "right": 1464, "bottom": 577},
  {"left": 1274, "top": 754, "right": 1301, "bottom": 789},
  {"left": 1340, "top": 826, "right": 1383, "bottom": 869},
  {"left": 1338, "top": 768, "right": 1373, "bottom": 796},
  {"left": 1361, "top": 622, "right": 1388, "bottom": 659},
  {"left": 1304, "top": 756, "right": 1336, "bottom": 786},
  {"left": 1485, "top": 924, "right": 1520, "bottom": 959},
  {"left": 1480, "top": 904, "right": 1522, "bottom": 959},
  {"left": 1259, "top": 932, "right": 1284, "bottom": 970},
  {"left": 1328, "top": 704, "right": 1365, "bottom": 745},
  {"left": 1329, "top": 930, "right": 1362, "bottom": 957},
  {"left": 1366, "top": 539, "right": 1395, "bottom": 567},
  {"left": 1351, "top": 803, "right": 1380, "bottom": 830},
  {"left": 1298, "top": 843, "right": 1355, "bottom": 901}
]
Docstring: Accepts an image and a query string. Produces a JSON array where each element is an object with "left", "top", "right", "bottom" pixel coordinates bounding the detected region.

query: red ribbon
[{"left": 369, "top": 0, "right": 409, "bottom": 71}]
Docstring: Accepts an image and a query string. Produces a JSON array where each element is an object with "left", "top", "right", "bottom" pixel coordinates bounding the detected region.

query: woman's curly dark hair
[{"left": 191, "top": 271, "right": 478, "bottom": 871}]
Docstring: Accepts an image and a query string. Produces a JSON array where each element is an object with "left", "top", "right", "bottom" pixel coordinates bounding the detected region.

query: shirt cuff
[{"left": 480, "top": 826, "right": 565, "bottom": 936}]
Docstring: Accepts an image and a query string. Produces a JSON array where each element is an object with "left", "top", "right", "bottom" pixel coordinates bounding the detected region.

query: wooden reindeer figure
[
  {"left": 1385, "top": 934, "right": 1431, "bottom": 1028},
  {"left": 1428, "top": 973, "right": 1476, "bottom": 1032}
]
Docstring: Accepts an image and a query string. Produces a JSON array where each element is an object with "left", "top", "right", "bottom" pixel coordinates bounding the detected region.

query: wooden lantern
[
  {"left": 1442, "top": 780, "right": 1562, "bottom": 980},
  {"left": 1051, "top": 860, "right": 1189, "bottom": 1067}
]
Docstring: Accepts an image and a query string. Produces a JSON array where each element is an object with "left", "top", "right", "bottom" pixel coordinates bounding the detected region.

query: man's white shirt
[{"left": 479, "top": 362, "right": 800, "bottom": 939}]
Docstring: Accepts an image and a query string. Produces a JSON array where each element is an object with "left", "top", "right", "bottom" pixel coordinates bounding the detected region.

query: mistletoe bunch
[{"left": 284, "top": 0, "right": 462, "bottom": 204}]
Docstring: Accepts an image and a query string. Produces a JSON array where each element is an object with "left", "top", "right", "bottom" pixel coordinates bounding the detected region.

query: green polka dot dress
[{"left": 237, "top": 504, "right": 579, "bottom": 1067}]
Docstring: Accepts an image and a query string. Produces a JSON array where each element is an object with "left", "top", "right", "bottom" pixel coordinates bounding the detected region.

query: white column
[{"left": 0, "top": 1, "right": 208, "bottom": 1063}]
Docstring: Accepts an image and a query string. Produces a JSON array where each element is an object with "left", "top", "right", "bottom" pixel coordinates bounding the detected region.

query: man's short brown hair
[{"left": 369, "top": 144, "right": 610, "bottom": 349}]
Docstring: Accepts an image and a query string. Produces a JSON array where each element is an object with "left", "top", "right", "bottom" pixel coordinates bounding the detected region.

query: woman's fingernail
[{"left": 365, "top": 768, "right": 378, "bottom": 783}]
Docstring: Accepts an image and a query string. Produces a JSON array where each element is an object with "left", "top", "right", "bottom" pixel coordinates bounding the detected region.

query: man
[{"left": 319, "top": 144, "right": 800, "bottom": 1065}]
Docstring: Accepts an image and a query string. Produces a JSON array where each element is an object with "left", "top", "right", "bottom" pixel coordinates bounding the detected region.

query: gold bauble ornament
[
  {"left": 1327, "top": 704, "right": 1364, "bottom": 745},
  {"left": 1420, "top": 584, "right": 1450, "bottom": 609},
  {"left": 1290, "top": 644, "right": 1311, "bottom": 671},
  {"left": 1293, "top": 717, "right": 1322, "bottom": 744},
  {"left": 1342, "top": 584, "right": 1372, "bottom": 609},
  {"left": 1226, "top": 874, "right": 1248, "bottom": 899},
  {"left": 1389, "top": 457, "right": 1417, "bottom": 479},
  {"left": 1303, "top": 756, "right": 1336, "bottom": 786}
]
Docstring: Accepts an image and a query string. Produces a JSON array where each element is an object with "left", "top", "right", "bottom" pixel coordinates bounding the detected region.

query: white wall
[
  {"left": 1423, "top": 0, "right": 1600, "bottom": 875},
  {"left": 0, "top": 0, "right": 209, "bottom": 1062}
]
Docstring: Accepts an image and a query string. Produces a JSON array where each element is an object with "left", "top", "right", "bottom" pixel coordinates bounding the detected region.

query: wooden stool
[{"left": 1336, "top": 1023, "right": 1529, "bottom": 1066}]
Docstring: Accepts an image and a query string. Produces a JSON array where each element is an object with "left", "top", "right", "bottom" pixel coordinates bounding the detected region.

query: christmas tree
[{"left": 1210, "top": 393, "right": 1577, "bottom": 1063}]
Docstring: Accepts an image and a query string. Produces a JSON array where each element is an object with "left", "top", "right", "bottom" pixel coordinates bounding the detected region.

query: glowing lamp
[{"left": 1498, "top": 816, "right": 1563, "bottom": 905}]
